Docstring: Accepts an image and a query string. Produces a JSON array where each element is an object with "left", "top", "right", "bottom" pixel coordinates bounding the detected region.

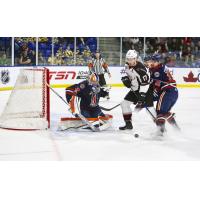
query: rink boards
[{"left": 0, "top": 66, "right": 200, "bottom": 91}]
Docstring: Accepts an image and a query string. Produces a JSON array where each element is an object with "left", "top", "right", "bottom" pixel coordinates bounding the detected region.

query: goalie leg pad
[{"left": 58, "top": 114, "right": 113, "bottom": 131}]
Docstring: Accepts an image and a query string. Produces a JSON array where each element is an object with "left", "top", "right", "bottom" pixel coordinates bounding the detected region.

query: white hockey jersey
[{"left": 124, "top": 61, "right": 151, "bottom": 93}]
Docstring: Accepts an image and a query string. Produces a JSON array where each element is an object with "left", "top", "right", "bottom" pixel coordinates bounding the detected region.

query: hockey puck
[{"left": 134, "top": 133, "right": 139, "bottom": 138}]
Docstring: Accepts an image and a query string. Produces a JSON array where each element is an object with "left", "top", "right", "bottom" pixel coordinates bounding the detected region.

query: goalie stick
[
  {"left": 99, "top": 103, "right": 120, "bottom": 111},
  {"left": 46, "top": 83, "right": 100, "bottom": 132}
]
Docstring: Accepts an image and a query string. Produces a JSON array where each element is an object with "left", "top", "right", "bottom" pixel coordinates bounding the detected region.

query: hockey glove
[
  {"left": 91, "top": 85, "right": 100, "bottom": 94},
  {"left": 121, "top": 76, "right": 131, "bottom": 88},
  {"left": 136, "top": 92, "right": 146, "bottom": 108},
  {"left": 100, "top": 88, "right": 109, "bottom": 98}
]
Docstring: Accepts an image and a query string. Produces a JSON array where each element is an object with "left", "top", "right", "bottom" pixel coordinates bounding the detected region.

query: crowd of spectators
[
  {"left": 123, "top": 37, "right": 144, "bottom": 55},
  {"left": 20, "top": 37, "right": 97, "bottom": 66},
  {"left": 1, "top": 37, "right": 200, "bottom": 67},
  {"left": 146, "top": 37, "right": 200, "bottom": 66},
  {"left": 123, "top": 37, "right": 200, "bottom": 66}
]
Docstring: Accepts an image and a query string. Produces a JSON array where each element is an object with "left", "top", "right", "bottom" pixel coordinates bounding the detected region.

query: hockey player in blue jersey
[
  {"left": 65, "top": 73, "right": 109, "bottom": 118},
  {"left": 144, "top": 54, "right": 180, "bottom": 135}
]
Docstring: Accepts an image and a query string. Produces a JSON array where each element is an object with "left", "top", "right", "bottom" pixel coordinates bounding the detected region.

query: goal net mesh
[{"left": 0, "top": 68, "right": 50, "bottom": 130}]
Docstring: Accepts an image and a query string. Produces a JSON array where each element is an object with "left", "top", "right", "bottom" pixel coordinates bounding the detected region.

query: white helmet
[{"left": 126, "top": 50, "right": 138, "bottom": 60}]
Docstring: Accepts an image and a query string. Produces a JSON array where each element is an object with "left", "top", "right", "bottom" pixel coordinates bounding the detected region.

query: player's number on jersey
[{"left": 142, "top": 75, "right": 148, "bottom": 82}]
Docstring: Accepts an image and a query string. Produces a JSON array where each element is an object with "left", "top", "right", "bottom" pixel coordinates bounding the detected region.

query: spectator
[
  {"left": 64, "top": 46, "right": 74, "bottom": 58},
  {"left": 192, "top": 46, "right": 199, "bottom": 60},
  {"left": 76, "top": 50, "right": 84, "bottom": 66},
  {"left": 63, "top": 46, "right": 74, "bottom": 65},
  {"left": 39, "top": 37, "right": 48, "bottom": 43},
  {"left": 155, "top": 40, "right": 168, "bottom": 58},
  {"left": 123, "top": 37, "right": 144, "bottom": 54},
  {"left": 196, "top": 41, "right": 200, "bottom": 51},
  {"left": 18, "top": 45, "right": 35, "bottom": 66},
  {"left": 128, "top": 37, "right": 140, "bottom": 50},
  {"left": 147, "top": 37, "right": 158, "bottom": 47},
  {"left": 82, "top": 46, "right": 92, "bottom": 63},
  {"left": 167, "top": 38, "right": 182, "bottom": 59},
  {"left": 56, "top": 54, "right": 64, "bottom": 65},
  {"left": 182, "top": 45, "right": 194, "bottom": 64},
  {"left": 38, "top": 52, "right": 46, "bottom": 65},
  {"left": 47, "top": 55, "right": 57, "bottom": 65},
  {"left": 168, "top": 38, "right": 176, "bottom": 51},
  {"left": 0, "top": 52, "right": 9, "bottom": 66},
  {"left": 182, "top": 37, "right": 192, "bottom": 46},
  {"left": 56, "top": 47, "right": 64, "bottom": 57},
  {"left": 55, "top": 47, "right": 65, "bottom": 65},
  {"left": 145, "top": 40, "right": 155, "bottom": 54}
]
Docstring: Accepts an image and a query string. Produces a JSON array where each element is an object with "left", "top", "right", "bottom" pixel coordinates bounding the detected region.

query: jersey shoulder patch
[
  {"left": 77, "top": 81, "right": 88, "bottom": 90},
  {"left": 80, "top": 83, "right": 85, "bottom": 89}
]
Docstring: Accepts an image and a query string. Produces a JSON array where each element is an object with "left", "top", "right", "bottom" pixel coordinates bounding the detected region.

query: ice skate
[{"left": 119, "top": 121, "right": 133, "bottom": 130}]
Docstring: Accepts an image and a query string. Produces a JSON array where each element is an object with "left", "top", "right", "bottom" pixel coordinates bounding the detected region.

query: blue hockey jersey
[
  {"left": 65, "top": 80, "right": 108, "bottom": 111},
  {"left": 150, "top": 64, "right": 177, "bottom": 92}
]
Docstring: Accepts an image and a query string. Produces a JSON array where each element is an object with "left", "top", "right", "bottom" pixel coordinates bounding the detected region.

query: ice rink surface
[{"left": 0, "top": 87, "right": 200, "bottom": 161}]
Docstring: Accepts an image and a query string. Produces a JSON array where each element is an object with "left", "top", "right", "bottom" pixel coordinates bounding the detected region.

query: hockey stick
[
  {"left": 130, "top": 89, "right": 158, "bottom": 122},
  {"left": 99, "top": 103, "right": 120, "bottom": 111},
  {"left": 46, "top": 83, "right": 100, "bottom": 132},
  {"left": 145, "top": 106, "right": 157, "bottom": 121},
  {"left": 58, "top": 124, "right": 86, "bottom": 131}
]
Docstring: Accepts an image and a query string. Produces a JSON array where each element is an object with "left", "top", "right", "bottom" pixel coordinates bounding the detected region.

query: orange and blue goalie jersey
[{"left": 65, "top": 80, "right": 108, "bottom": 113}]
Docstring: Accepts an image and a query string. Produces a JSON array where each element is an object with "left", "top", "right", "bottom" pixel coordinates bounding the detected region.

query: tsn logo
[{"left": 49, "top": 71, "right": 76, "bottom": 80}]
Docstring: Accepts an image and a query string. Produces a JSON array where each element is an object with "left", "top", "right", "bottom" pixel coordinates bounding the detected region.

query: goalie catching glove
[{"left": 121, "top": 76, "right": 131, "bottom": 88}]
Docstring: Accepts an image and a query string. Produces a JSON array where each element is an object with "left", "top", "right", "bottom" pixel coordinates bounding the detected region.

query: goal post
[{"left": 0, "top": 67, "right": 50, "bottom": 131}]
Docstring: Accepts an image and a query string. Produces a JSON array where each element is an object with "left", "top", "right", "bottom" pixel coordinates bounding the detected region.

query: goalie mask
[
  {"left": 88, "top": 73, "right": 100, "bottom": 95},
  {"left": 88, "top": 73, "right": 99, "bottom": 86}
]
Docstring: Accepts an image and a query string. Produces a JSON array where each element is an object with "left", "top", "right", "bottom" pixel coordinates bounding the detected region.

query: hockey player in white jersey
[{"left": 119, "top": 50, "right": 153, "bottom": 130}]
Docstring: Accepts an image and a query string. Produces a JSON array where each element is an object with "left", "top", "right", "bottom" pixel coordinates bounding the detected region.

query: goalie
[
  {"left": 61, "top": 73, "right": 112, "bottom": 131},
  {"left": 65, "top": 73, "right": 108, "bottom": 117}
]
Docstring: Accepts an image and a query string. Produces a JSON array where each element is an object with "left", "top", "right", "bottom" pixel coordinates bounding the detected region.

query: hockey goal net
[{"left": 0, "top": 67, "right": 50, "bottom": 131}]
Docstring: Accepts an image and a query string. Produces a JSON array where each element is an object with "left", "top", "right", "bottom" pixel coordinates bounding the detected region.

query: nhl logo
[{"left": 1, "top": 70, "right": 10, "bottom": 84}]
